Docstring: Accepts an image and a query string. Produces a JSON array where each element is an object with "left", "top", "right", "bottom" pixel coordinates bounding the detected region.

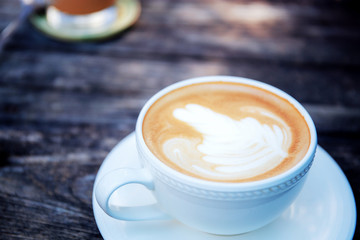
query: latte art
[
  {"left": 163, "top": 104, "right": 291, "bottom": 180},
  {"left": 142, "top": 81, "right": 310, "bottom": 182}
]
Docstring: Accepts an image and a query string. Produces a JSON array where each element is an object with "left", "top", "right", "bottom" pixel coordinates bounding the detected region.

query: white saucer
[
  {"left": 92, "top": 133, "right": 356, "bottom": 240},
  {"left": 30, "top": 0, "right": 141, "bottom": 41}
]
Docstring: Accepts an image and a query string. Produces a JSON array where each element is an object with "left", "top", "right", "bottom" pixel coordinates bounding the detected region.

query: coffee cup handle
[{"left": 95, "top": 168, "right": 171, "bottom": 221}]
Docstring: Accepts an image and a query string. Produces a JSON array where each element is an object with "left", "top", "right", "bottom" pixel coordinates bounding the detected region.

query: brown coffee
[
  {"left": 143, "top": 81, "right": 310, "bottom": 183},
  {"left": 52, "top": 0, "right": 115, "bottom": 15}
]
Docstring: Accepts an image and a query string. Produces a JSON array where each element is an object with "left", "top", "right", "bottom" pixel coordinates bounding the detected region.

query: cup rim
[{"left": 136, "top": 75, "right": 317, "bottom": 191}]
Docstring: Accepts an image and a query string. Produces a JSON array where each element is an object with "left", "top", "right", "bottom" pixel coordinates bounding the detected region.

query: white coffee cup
[{"left": 95, "top": 76, "right": 317, "bottom": 235}]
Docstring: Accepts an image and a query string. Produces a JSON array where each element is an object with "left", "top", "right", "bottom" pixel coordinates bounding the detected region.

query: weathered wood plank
[
  {"left": 1, "top": 51, "right": 360, "bottom": 134},
  {"left": 1, "top": 0, "right": 359, "bottom": 66},
  {"left": 8, "top": 24, "right": 359, "bottom": 67},
  {"left": 1, "top": 52, "right": 360, "bottom": 105},
  {"left": 0, "top": 122, "right": 130, "bottom": 167},
  {"left": 0, "top": 163, "right": 101, "bottom": 239},
  {"left": 1, "top": 89, "right": 360, "bottom": 135}
]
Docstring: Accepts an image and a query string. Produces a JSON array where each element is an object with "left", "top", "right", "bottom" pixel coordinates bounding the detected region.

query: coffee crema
[
  {"left": 143, "top": 81, "right": 310, "bottom": 183},
  {"left": 52, "top": 0, "right": 115, "bottom": 15}
]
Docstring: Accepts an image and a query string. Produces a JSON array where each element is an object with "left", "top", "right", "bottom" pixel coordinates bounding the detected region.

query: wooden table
[{"left": 0, "top": 0, "right": 359, "bottom": 239}]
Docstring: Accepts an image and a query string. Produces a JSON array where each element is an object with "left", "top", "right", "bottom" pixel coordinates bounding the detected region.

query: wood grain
[{"left": 0, "top": 0, "right": 359, "bottom": 239}]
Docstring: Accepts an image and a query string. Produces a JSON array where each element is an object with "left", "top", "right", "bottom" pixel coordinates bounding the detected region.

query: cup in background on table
[
  {"left": 95, "top": 76, "right": 317, "bottom": 235},
  {"left": 46, "top": 0, "right": 117, "bottom": 31}
]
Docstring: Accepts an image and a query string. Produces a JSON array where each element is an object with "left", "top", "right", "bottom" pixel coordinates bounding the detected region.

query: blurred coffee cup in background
[{"left": 46, "top": 0, "right": 117, "bottom": 32}]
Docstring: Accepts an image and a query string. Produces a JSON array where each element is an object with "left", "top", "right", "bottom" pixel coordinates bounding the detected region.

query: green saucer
[{"left": 29, "top": 0, "right": 141, "bottom": 41}]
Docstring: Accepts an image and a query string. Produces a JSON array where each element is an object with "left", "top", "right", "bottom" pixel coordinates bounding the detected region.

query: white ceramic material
[
  {"left": 92, "top": 133, "right": 356, "bottom": 240},
  {"left": 95, "top": 76, "right": 318, "bottom": 235},
  {"left": 46, "top": 5, "right": 118, "bottom": 32}
]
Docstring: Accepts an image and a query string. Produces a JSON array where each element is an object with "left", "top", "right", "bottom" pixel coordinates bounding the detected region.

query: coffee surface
[
  {"left": 53, "top": 0, "right": 115, "bottom": 15},
  {"left": 143, "top": 81, "right": 310, "bottom": 182}
]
